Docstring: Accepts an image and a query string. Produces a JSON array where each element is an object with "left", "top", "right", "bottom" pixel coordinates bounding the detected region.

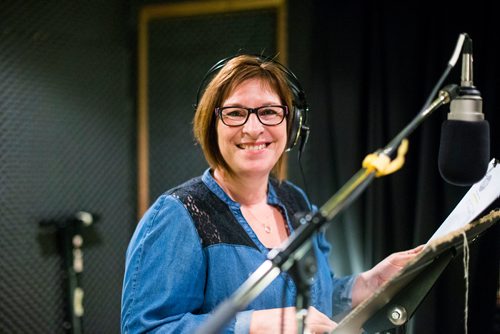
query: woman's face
[{"left": 216, "top": 78, "right": 287, "bottom": 178}]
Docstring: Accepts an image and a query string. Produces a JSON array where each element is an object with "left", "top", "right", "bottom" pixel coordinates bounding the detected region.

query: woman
[{"left": 121, "top": 54, "right": 422, "bottom": 333}]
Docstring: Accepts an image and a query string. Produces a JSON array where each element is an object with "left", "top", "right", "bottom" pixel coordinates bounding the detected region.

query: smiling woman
[{"left": 120, "top": 54, "right": 423, "bottom": 334}]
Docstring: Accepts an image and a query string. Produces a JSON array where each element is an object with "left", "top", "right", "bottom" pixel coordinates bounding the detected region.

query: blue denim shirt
[{"left": 121, "top": 169, "right": 355, "bottom": 333}]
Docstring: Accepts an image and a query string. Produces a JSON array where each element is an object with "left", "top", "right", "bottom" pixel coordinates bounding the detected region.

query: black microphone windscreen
[{"left": 438, "top": 120, "right": 490, "bottom": 186}]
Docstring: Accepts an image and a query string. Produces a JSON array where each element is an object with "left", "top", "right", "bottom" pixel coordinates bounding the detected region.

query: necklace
[
  {"left": 263, "top": 223, "right": 272, "bottom": 234},
  {"left": 213, "top": 172, "right": 274, "bottom": 234},
  {"left": 243, "top": 207, "right": 273, "bottom": 234}
]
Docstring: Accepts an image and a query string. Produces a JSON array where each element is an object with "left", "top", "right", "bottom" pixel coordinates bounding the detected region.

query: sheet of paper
[{"left": 427, "top": 158, "right": 500, "bottom": 243}]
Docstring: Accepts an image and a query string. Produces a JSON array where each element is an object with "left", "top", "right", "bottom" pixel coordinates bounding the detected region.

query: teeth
[{"left": 241, "top": 144, "right": 266, "bottom": 150}]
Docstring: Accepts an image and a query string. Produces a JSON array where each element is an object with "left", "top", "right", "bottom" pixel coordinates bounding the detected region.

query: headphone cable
[{"left": 297, "top": 150, "right": 311, "bottom": 203}]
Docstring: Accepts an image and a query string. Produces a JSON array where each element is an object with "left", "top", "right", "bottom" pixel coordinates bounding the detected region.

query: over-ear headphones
[{"left": 194, "top": 54, "right": 310, "bottom": 154}]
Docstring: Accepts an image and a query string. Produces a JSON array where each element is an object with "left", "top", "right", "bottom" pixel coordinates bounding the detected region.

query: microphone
[{"left": 438, "top": 34, "right": 490, "bottom": 186}]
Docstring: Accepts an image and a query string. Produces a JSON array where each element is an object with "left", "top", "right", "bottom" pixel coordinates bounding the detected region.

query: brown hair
[{"left": 193, "top": 55, "right": 294, "bottom": 180}]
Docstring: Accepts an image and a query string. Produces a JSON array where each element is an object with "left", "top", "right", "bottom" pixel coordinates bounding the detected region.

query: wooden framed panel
[{"left": 137, "top": 0, "right": 287, "bottom": 217}]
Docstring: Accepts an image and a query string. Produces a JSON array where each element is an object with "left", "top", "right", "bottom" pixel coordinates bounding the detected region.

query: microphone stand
[
  {"left": 39, "top": 211, "right": 97, "bottom": 334},
  {"left": 286, "top": 217, "right": 318, "bottom": 334},
  {"left": 194, "top": 33, "right": 468, "bottom": 334}
]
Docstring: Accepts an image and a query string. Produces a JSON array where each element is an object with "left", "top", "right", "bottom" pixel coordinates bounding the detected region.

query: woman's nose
[{"left": 242, "top": 113, "right": 264, "bottom": 134}]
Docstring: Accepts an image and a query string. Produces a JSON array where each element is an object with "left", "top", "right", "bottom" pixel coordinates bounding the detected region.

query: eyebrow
[{"left": 221, "top": 103, "right": 282, "bottom": 108}]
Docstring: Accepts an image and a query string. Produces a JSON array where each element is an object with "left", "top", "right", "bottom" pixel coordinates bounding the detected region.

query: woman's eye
[
  {"left": 224, "top": 109, "right": 246, "bottom": 117},
  {"left": 259, "top": 108, "right": 279, "bottom": 116}
]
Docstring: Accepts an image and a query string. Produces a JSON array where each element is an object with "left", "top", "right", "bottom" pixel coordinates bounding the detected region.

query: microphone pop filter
[{"left": 438, "top": 119, "right": 490, "bottom": 186}]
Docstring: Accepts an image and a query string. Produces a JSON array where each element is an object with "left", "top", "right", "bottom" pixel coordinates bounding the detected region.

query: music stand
[{"left": 331, "top": 208, "right": 500, "bottom": 334}]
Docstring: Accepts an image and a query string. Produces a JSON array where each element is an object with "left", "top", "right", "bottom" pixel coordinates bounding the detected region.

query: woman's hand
[
  {"left": 250, "top": 306, "right": 337, "bottom": 334},
  {"left": 352, "top": 244, "right": 425, "bottom": 307},
  {"left": 304, "top": 306, "right": 338, "bottom": 334}
]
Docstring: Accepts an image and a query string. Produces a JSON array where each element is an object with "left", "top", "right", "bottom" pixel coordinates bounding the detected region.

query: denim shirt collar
[{"left": 201, "top": 168, "right": 281, "bottom": 208}]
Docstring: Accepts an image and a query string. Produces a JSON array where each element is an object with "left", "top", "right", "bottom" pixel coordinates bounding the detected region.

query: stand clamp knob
[{"left": 388, "top": 305, "right": 407, "bottom": 326}]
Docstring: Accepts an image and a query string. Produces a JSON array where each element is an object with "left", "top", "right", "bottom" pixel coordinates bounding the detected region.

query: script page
[{"left": 427, "top": 158, "right": 500, "bottom": 243}]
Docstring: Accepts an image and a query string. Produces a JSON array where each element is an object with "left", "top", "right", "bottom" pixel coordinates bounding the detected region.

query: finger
[
  {"left": 411, "top": 244, "right": 425, "bottom": 253},
  {"left": 387, "top": 251, "right": 419, "bottom": 267},
  {"left": 395, "top": 245, "right": 425, "bottom": 259}
]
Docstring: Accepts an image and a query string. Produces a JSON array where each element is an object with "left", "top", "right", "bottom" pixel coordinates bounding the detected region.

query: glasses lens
[
  {"left": 257, "top": 106, "right": 286, "bottom": 125},
  {"left": 220, "top": 107, "right": 248, "bottom": 126}
]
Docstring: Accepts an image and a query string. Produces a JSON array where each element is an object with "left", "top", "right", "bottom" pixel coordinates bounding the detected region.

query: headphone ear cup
[
  {"left": 286, "top": 106, "right": 304, "bottom": 151},
  {"left": 297, "top": 123, "right": 310, "bottom": 155}
]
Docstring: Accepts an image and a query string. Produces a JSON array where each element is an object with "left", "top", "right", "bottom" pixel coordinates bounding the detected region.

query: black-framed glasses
[{"left": 215, "top": 105, "right": 288, "bottom": 127}]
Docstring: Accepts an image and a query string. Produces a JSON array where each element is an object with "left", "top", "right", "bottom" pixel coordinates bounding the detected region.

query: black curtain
[{"left": 289, "top": 1, "right": 499, "bottom": 333}]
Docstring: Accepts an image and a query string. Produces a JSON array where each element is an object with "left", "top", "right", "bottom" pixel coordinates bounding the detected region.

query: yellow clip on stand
[{"left": 362, "top": 139, "right": 409, "bottom": 177}]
